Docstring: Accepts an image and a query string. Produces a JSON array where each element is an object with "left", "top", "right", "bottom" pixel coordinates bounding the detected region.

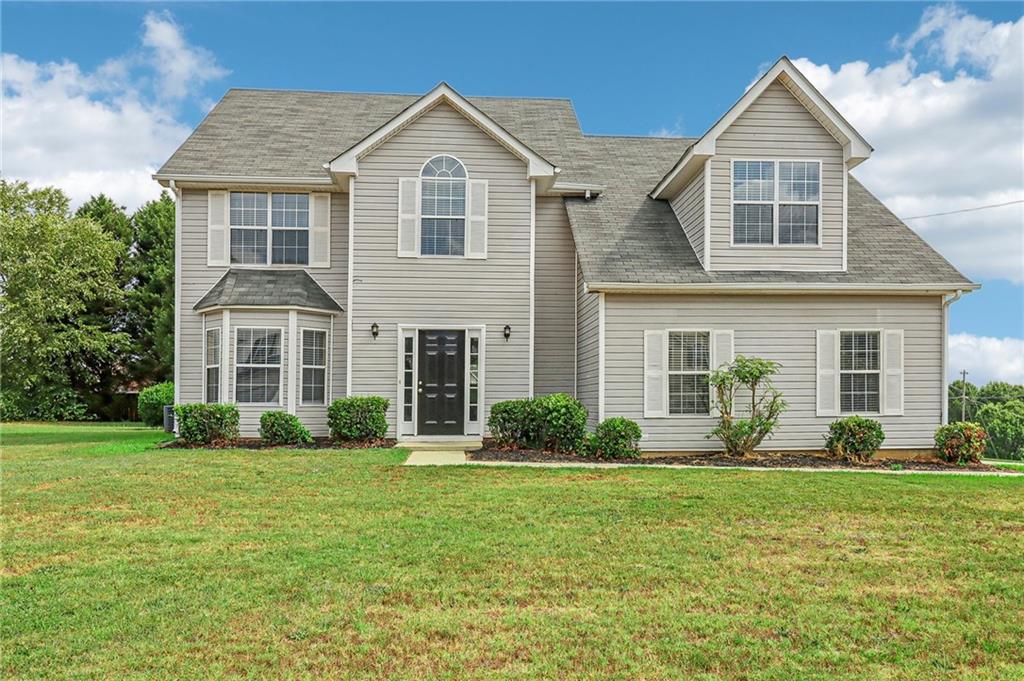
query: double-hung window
[
  {"left": 420, "top": 155, "right": 467, "bottom": 256},
  {"left": 839, "top": 331, "right": 880, "bottom": 413},
  {"left": 668, "top": 331, "right": 711, "bottom": 415},
  {"left": 205, "top": 328, "right": 221, "bottom": 403},
  {"left": 301, "top": 329, "right": 328, "bottom": 405},
  {"left": 229, "top": 192, "right": 310, "bottom": 265},
  {"left": 732, "top": 160, "right": 820, "bottom": 246},
  {"left": 235, "top": 328, "right": 282, "bottom": 404}
]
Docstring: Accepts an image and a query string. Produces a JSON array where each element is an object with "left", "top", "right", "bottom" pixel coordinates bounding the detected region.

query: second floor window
[
  {"left": 230, "top": 192, "right": 309, "bottom": 265},
  {"left": 420, "top": 155, "right": 466, "bottom": 257},
  {"left": 732, "top": 160, "right": 820, "bottom": 246}
]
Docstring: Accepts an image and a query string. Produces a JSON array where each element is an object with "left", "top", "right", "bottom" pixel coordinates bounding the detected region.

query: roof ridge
[{"left": 225, "top": 87, "right": 573, "bottom": 103}]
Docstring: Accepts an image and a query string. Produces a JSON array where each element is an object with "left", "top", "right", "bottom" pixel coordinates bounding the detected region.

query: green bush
[
  {"left": 488, "top": 394, "right": 589, "bottom": 452},
  {"left": 327, "top": 396, "right": 389, "bottom": 441},
  {"left": 138, "top": 382, "right": 174, "bottom": 427},
  {"left": 174, "top": 403, "right": 239, "bottom": 445},
  {"left": 0, "top": 386, "right": 91, "bottom": 421},
  {"left": 488, "top": 398, "right": 544, "bottom": 448},
  {"left": 977, "top": 401, "right": 1024, "bottom": 460},
  {"left": 934, "top": 421, "right": 987, "bottom": 465},
  {"left": 707, "top": 356, "right": 786, "bottom": 456},
  {"left": 584, "top": 417, "right": 643, "bottom": 460},
  {"left": 824, "top": 416, "right": 886, "bottom": 463},
  {"left": 537, "top": 393, "right": 588, "bottom": 452},
  {"left": 259, "top": 411, "right": 313, "bottom": 446}
]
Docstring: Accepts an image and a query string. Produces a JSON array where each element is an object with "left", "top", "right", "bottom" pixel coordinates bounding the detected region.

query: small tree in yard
[{"left": 707, "top": 355, "right": 786, "bottom": 456}]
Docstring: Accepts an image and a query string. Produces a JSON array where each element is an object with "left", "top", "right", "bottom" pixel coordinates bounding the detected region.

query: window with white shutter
[
  {"left": 309, "top": 193, "right": 331, "bottom": 267},
  {"left": 643, "top": 331, "right": 666, "bottom": 418},
  {"left": 207, "top": 191, "right": 229, "bottom": 266},
  {"left": 816, "top": 330, "right": 839, "bottom": 416},
  {"left": 883, "top": 329, "right": 904, "bottom": 415}
]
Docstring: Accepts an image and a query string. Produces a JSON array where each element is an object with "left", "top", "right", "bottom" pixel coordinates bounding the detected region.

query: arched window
[{"left": 420, "top": 155, "right": 467, "bottom": 256}]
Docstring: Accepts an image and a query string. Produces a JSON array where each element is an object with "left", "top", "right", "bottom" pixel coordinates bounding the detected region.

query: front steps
[{"left": 396, "top": 439, "right": 482, "bottom": 452}]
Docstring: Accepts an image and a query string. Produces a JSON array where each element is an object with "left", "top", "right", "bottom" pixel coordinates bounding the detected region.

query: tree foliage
[
  {"left": 976, "top": 401, "right": 1024, "bottom": 460},
  {"left": 126, "top": 192, "right": 175, "bottom": 383},
  {"left": 707, "top": 355, "right": 787, "bottom": 456},
  {"left": 0, "top": 181, "right": 130, "bottom": 419}
]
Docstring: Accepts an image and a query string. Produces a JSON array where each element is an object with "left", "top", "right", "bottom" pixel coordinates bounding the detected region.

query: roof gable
[
  {"left": 651, "top": 56, "right": 873, "bottom": 200},
  {"left": 328, "top": 82, "right": 558, "bottom": 182}
]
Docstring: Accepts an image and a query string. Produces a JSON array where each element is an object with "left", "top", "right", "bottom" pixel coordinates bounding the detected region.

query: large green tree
[
  {"left": 127, "top": 192, "right": 176, "bottom": 383},
  {"left": 0, "top": 181, "right": 130, "bottom": 419}
]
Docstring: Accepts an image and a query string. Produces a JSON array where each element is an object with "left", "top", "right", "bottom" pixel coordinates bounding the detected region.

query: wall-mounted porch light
[
  {"left": 371, "top": 322, "right": 379, "bottom": 340},
  {"left": 503, "top": 324, "right": 512, "bottom": 341}
]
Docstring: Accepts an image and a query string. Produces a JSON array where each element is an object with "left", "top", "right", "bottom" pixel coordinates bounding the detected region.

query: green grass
[{"left": 3, "top": 422, "right": 1023, "bottom": 680}]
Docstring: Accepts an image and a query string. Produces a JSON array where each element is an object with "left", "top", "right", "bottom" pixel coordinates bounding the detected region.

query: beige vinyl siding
[
  {"left": 708, "top": 81, "right": 844, "bottom": 271},
  {"left": 576, "top": 261, "right": 600, "bottom": 429},
  {"left": 669, "top": 169, "right": 706, "bottom": 268},
  {"left": 350, "top": 101, "right": 532, "bottom": 436},
  {"left": 534, "top": 197, "right": 576, "bottom": 396},
  {"left": 604, "top": 294, "right": 943, "bottom": 451},
  {"left": 177, "top": 189, "right": 347, "bottom": 437}
]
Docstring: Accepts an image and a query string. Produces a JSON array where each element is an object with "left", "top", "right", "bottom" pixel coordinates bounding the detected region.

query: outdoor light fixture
[
  {"left": 503, "top": 324, "right": 511, "bottom": 341},
  {"left": 371, "top": 322, "right": 379, "bottom": 339}
]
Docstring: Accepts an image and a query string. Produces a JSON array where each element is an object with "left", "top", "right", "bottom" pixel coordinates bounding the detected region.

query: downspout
[
  {"left": 941, "top": 289, "right": 965, "bottom": 425},
  {"left": 170, "top": 179, "right": 181, "bottom": 433}
]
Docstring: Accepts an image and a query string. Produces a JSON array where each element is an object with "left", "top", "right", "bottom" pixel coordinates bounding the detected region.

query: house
[{"left": 155, "top": 57, "right": 976, "bottom": 449}]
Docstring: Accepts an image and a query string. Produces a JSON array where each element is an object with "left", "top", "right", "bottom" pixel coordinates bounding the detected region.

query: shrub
[
  {"left": 259, "top": 411, "right": 313, "bottom": 446},
  {"left": 138, "top": 382, "right": 174, "bottom": 427},
  {"left": 327, "top": 396, "right": 389, "bottom": 441},
  {"left": 824, "top": 416, "right": 886, "bottom": 463},
  {"left": 584, "top": 417, "right": 643, "bottom": 460},
  {"left": 174, "top": 403, "right": 239, "bottom": 445},
  {"left": 977, "top": 401, "right": 1024, "bottom": 460},
  {"left": 707, "top": 355, "right": 786, "bottom": 456},
  {"left": 934, "top": 421, "right": 988, "bottom": 465},
  {"left": 536, "top": 393, "right": 588, "bottom": 452},
  {"left": 488, "top": 398, "right": 544, "bottom": 448},
  {"left": 0, "top": 387, "right": 90, "bottom": 421}
]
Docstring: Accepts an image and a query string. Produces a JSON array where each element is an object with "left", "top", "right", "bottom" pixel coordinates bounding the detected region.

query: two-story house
[{"left": 156, "top": 57, "right": 976, "bottom": 450}]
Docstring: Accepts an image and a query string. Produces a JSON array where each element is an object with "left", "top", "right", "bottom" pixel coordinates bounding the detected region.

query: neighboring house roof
[
  {"left": 194, "top": 269, "right": 343, "bottom": 313},
  {"left": 565, "top": 135, "right": 973, "bottom": 290}
]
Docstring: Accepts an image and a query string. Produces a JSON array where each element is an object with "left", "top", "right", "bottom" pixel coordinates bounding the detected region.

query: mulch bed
[
  {"left": 468, "top": 448, "right": 1016, "bottom": 472},
  {"left": 160, "top": 437, "right": 396, "bottom": 450}
]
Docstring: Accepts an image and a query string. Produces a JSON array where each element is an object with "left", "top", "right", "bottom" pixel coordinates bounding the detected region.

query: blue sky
[{"left": 4, "top": 2, "right": 1022, "bottom": 380}]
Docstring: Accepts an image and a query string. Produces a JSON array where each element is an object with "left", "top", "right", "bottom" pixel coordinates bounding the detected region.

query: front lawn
[{"left": 3, "top": 422, "right": 1023, "bottom": 679}]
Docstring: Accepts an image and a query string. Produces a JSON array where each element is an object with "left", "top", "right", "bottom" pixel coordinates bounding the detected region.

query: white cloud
[
  {"left": 948, "top": 333, "right": 1024, "bottom": 384},
  {"left": 650, "top": 116, "right": 687, "bottom": 138},
  {"left": 790, "top": 4, "right": 1024, "bottom": 283},
  {"left": 1, "top": 11, "right": 227, "bottom": 211}
]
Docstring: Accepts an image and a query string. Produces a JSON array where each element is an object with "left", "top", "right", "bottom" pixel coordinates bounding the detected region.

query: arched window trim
[{"left": 419, "top": 154, "right": 469, "bottom": 179}]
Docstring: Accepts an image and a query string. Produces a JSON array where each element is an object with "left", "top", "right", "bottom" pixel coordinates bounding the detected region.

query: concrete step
[{"left": 396, "top": 439, "right": 482, "bottom": 452}]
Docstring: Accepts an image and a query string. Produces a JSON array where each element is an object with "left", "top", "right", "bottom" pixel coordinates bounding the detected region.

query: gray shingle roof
[
  {"left": 162, "top": 87, "right": 972, "bottom": 290},
  {"left": 564, "top": 135, "right": 972, "bottom": 287},
  {"left": 194, "top": 269, "right": 343, "bottom": 312}
]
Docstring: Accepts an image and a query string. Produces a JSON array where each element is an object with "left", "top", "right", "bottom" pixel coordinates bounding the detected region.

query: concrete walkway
[{"left": 404, "top": 455, "right": 1020, "bottom": 476}]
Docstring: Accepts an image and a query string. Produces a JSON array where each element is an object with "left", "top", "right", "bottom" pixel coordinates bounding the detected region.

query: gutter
[
  {"left": 153, "top": 173, "right": 335, "bottom": 187},
  {"left": 585, "top": 281, "right": 982, "bottom": 295}
]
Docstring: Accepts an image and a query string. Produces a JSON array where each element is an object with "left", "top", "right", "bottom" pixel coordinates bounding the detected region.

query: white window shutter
[
  {"left": 816, "top": 330, "right": 839, "bottom": 416},
  {"left": 397, "top": 178, "right": 419, "bottom": 257},
  {"left": 883, "top": 329, "right": 904, "bottom": 416},
  {"left": 309, "top": 193, "right": 331, "bottom": 267},
  {"left": 466, "top": 179, "right": 488, "bottom": 259},
  {"left": 711, "top": 330, "right": 735, "bottom": 370},
  {"left": 207, "top": 190, "right": 229, "bottom": 266},
  {"left": 644, "top": 330, "right": 667, "bottom": 418}
]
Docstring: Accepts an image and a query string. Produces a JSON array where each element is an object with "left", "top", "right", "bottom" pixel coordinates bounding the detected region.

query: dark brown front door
[{"left": 417, "top": 330, "right": 465, "bottom": 435}]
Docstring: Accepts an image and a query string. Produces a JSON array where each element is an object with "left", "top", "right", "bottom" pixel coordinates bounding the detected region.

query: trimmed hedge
[
  {"left": 824, "top": 416, "right": 885, "bottom": 463},
  {"left": 934, "top": 421, "right": 987, "bottom": 465},
  {"left": 174, "top": 403, "right": 239, "bottom": 445},
  {"left": 584, "top": 417, "right": 643, "bottom": 460},
  {"left": 488, "top": 393, "right": 588, "bottom": 452},
  {"left": 259, "top": 411, "right": 312, "bottom": 446},
  {"left": 139, "top": 382, "right": 174, "bottom": 427},
  {"left": 327, "top": 396, "right": 389, "bottom": 441}
]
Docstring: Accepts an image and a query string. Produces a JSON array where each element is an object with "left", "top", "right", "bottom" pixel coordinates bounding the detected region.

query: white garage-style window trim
[
  {"left": 300, "top": 328, "right": 328, "bottom": 405},
  {"left": 731, "top": 159, "right": 821, "bottom": 247},
  {"left": 204, "top": 326, "right": 221, "bottom": 403},
  {"left": 644, "top": 329, "right": 734, "bottom": 418},
  {"left": 396, "top": 156, "right": 487, "bottom": 259},
  {"left": 234, "top": 327, "right": 284, "bottom": 405},
  {"left": 817, "top": 328, "right": 904, "bottom": 417},
  {"left": 206, "top": 190, "right": 330, "bottom": 268}
]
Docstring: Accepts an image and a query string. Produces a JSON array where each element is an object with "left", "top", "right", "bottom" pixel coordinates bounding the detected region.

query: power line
[{"left": 901, "top": 199, "right": 1024, "bottom": 221}]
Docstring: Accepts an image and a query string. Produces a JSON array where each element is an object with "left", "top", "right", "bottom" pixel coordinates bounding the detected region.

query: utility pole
[{"left": 960, "top": 369, "right": 968, "bottom": 422}]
